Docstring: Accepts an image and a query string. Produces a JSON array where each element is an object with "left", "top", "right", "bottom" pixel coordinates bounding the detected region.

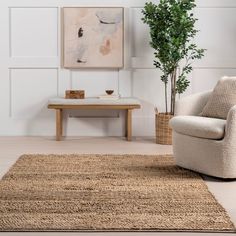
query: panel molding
[
  {"left": 9, "top": 68, "right": 59, "bottom": 119},
  {"left": 8, "top": 68, "right": 12, "bottom": 117},
  {"left": 9, "top": 57, "right": 59, "bottom": 68},
  {"left": 9, "top": 7, "right": 59, "bottom": 59}
]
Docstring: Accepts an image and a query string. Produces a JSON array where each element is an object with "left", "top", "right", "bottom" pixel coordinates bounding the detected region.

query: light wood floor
[{"left": 0, "top": 137, "right": 236, "bottom": 236}]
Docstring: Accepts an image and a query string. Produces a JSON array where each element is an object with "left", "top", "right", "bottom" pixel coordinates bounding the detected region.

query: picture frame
[{"left": 62, "top": 7, "right": 124, "bottom": 69}]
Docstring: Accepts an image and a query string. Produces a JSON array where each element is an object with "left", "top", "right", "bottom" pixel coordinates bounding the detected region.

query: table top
[{"left": 48, "top": 97, "right": 141, "bottom": 106}]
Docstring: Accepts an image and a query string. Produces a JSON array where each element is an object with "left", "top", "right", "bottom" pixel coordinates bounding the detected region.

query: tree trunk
[
  {"left": 165, "top": 82, "right": 168, "bottom": 114},
  {"left": 170, "top": 72, "right": 174, "bottom": 114},
  {"left": 172, "top": 68, "right": 177, "bottom": 115},
  {"left": 170, "top": 68, "right": 177, "bottom": 115},
  {"left": 170, "top": 79, "right": 173, "bottom": 114}
]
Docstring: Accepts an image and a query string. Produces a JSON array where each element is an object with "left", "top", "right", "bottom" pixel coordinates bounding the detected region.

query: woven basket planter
[{"left": 155, "top": 110, "right": 173, "bottom": 145}]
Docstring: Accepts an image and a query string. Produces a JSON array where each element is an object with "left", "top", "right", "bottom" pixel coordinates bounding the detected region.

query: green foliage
[{"left": 142, "top": 0, "right": 205, "bottom": 114}]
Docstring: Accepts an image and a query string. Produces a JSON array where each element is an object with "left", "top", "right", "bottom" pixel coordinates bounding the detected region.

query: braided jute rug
[{"left": 0, "top": 154, "right": 235, "bottom": 232}]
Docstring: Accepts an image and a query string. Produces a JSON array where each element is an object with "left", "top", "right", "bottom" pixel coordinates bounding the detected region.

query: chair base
[{"left": 172, "top": 131, "right": 236, "bottom": 179}]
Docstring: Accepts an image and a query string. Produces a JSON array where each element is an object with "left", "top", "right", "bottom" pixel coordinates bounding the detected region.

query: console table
[{"left": 48, "top": 97, "right": 141, "bottom": 141}]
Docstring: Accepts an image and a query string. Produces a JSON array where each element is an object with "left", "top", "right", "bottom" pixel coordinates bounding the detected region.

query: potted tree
[{"left": 142, "top": 0, "right": 205, "bottom": 145}]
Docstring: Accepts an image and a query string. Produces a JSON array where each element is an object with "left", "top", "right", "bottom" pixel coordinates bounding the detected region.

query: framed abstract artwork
[{"left": 62, "top": 7, "right": 124, "bottom": 68}]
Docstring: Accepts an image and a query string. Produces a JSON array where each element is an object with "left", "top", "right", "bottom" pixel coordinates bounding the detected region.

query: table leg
[
  {"left": 126, "top": 109, "right": 132, "bottom": 141},
  {"left": 56, "top": 109, "right": 63, "bottom": 141}
]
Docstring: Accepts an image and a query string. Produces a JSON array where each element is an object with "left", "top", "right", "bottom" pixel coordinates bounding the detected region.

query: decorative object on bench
[
  {"left": 65, "top": 90, "right": 85, "bottom": 99},
  {"left": 170, "top": 77, "right": 236, "bottom": 178},
  {"left": 141, "top": 0, "right": 205, "bottom": 145},
  {"left": 62, "top": 7, "right": 124, "bottom": 68},
  {"left": 48, "top": 97, "right": 140, "bottom": 141},
  {"left": 105, "top": 90, "right": 114, "bottom": 95}
]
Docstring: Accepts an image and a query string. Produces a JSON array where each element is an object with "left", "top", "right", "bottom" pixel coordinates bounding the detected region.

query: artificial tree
[{"left": 142, "top": 0, "right": 205, "bottom": 115}]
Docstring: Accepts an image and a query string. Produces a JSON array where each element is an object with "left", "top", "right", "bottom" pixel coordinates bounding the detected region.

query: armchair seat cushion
[{"left": 170, "top": 116, "right": 226, "bottom": 140}]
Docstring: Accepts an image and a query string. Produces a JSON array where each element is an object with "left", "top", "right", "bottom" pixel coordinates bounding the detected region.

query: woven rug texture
[{"left": 0, "top": 154, "right": 235, "bottom": 232}]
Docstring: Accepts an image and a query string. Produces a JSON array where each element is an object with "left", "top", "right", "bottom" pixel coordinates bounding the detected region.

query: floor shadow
[{"left": 202, "top": 174, "right": 236, "bottom": 182}]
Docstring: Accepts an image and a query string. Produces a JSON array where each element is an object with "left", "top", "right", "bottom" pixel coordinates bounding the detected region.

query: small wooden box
[{"left": 65, "top": 90, "right": 85, "bottom": 99}]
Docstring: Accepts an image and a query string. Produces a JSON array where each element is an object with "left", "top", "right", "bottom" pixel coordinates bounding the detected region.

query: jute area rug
[{"left": 0, "top": 154, "right": 235, "bottom": 232}]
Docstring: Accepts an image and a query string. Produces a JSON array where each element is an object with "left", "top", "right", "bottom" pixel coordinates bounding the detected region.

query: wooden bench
[{"left": 48, "top": 97, "right": 141, "bottom": 141}]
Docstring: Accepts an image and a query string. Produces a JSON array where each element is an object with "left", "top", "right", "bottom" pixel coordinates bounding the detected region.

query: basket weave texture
[{"left": 156, "top": 112, "right": 173, "bottom": 145}]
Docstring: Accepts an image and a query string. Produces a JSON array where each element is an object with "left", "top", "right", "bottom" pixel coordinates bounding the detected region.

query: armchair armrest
[
  {"left": 224, "top": 105, "right": 236, "bottom": 143},
  {"left": 175, "top": 91, "right": 212, "bottom": 116}
]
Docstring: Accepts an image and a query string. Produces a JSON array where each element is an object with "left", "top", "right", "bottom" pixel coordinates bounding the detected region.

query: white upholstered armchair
[{"left": 170, "top": 91, "right": 236, "bottom": 178}]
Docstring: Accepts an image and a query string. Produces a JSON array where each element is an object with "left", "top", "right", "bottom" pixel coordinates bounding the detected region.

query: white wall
[{"left": 0, "top": 0, "right": 236, "bottom": 137}]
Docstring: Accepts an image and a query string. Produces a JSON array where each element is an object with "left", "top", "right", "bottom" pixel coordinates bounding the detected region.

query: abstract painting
[{"left": 62, "top": 7, "right": 124, "bottom": 68}]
